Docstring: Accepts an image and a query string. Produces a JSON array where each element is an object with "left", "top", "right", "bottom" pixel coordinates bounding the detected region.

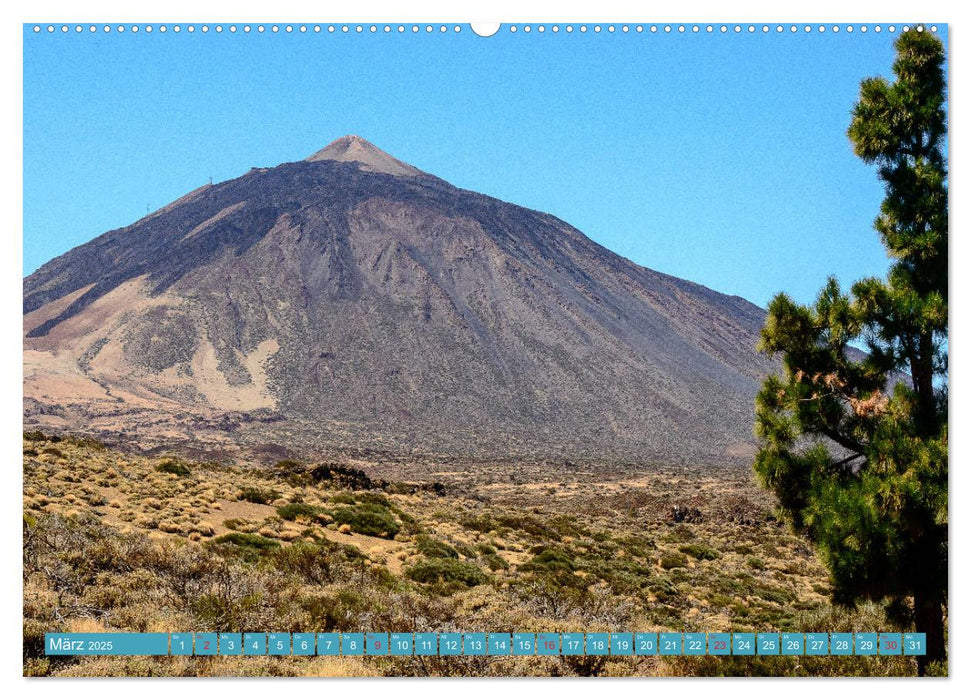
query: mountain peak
[{"left": 305, "top": 135, "right": 423, "bottom": 177}]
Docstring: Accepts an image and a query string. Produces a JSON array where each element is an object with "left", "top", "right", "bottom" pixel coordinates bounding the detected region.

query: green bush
[
  {"left": 272, "top": 540, "right": 365, "bottom": 585},
  {"left": 522, "top": 548, "right": 576, "bottom": 571},
  {"left": 406, "top": 557, "right": 489, "bottom": 586},
  {"left": 331, "top": 504, "right": 399, "bottom": 538},
  {"left": 276, "top": 502, "right": 323, "bottom": 522},
  {"left": 415, "top": 536, "right": 458, "bottom": 559},
  {"left": 155, "top": 459, "right": 190, "bottom": 477},
  {"left": 665, "top": 524, "right": 695, "bottom": 543},
  {"left": 746, "top": 556, "right": 767, "bottom": 570},
  {"left": 300, "top": 588, "right": 369, "bottom": 631},
  {"left": 483, "top": 553, "right": 509, "bottom": 571},
  {"left": 679, "top": 543, "right": 720, "bottom": 561},
  {"left": 649, "top": 576, "right": 679, "bottom": 598},
  {"left": 239, "top": 487, "right": 281, "bottom": 505},
  {"left": 64, "top": 435, "right": 106, "bottom": 451},
  {"left": 660, "top": 551, "right": 688, "bottom": 569},
  {"left": 213, "top": 532, "right": 280, "bottom": 549},
  {"left": 354, "top": 492, "right": 391, "bottom": 508},
  {"left": 211, "top": 532, "right": 280, "bottom": 561}
]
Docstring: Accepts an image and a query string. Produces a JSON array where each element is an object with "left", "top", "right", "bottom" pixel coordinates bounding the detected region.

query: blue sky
[{"left": 22, "top": 24, "right": 947, "bottom": 307}]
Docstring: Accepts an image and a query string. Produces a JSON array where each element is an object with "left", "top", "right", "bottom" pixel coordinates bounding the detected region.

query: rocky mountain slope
[{"left": 24, "top": 136, "right": 775, "bottom": 465}]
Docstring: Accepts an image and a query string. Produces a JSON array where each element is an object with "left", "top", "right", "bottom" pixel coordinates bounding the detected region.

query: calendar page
[{"left": 21, "top": 17, "right": 949, "bottom": 680}]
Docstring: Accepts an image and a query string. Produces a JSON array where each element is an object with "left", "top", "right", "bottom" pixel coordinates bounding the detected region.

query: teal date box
[
  {"left": 635, "top": 633, "right": 658, "bottom": 655},
  {"left": 659, "top": 633, "right": 682, "bottom": 655},
  {"left": 267, "top": 633, "right": 290, "bottom": 656},
  {"left": 415, "top": 633, "right": 438, "bottom": 656},
  {"left": 708, "top": 633, "right": 731, "bottom": 656},
  {"left": 586, "top": 633, "right": 609, "bottom": 655},
  {"left": 464, "top": 633, "right": 487, "bottom": 656},
  {"left": 537, "top": 633, "right": 560, "bottom": 656},
  {"left": 514, "top": 633, "right": 535, "bottom": 655},
  {"left": 391, "top": 633, "right": 413, "bottom": 656},
  {"left": 781, "top": 633, "right": 804, "bottom": 655},
  {"left": 806, "top": 632, "right": 829, "bottom": 656},
  {"left": 732, "top": 633, "right": 755, "bottom": 656},
  {"left": 879, "top": 633, "right": 902, "bottom": 655},
  {"left": 904, "top": 633, "right": 926, "bottom": 656},
  {"left": 439, "top": 633, "right": 462, "bottom": 656},
  {"left": 342, "top": 633, "right": 365, "bottom": 655},
  {"left": 218, "top": 633, "right": 242, "bottom": 655},
  {"left": 489, "top": 633, "right": 511, "bottom": 655},
  {"left": 562, "top": 633, "right": 585, "bottom": 656},
  {"left": 194, "top": 632, "right": 217, "bottom": 656},
  {"left": 855, "top": 633, "right": 878, "bottom": 656},
  {"left": 316, "top": 633, "right": 340, "bottom": 656},
  {"left": 683, "top": 633, "right": 706, "bottom": 655},
  {"left": 292, "top": 633, "right": 314, "bottom": 656},
  {"left": 610, "top": 633, "right": 633, "bottom": 656},
  {"left": 170, "top": 633, "right": 193, "bottom": 656},
  {"left": 366, "top": 633, "right": 389, "bottom": 655},
  {"left": 757, "top": 633, "right": 780, "bottom": 655},
  {"left": 830, "top": 633, "right": 852, "bottom": 656},
  {"left": 243, "top": 633, "right": 266, "bottom": 656}
]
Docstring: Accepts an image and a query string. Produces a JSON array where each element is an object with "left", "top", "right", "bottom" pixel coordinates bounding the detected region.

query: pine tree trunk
[
  {"left": 912, "top": 331, "right": 938, "bottom": 438},
  {"left": 914, "top": 590, "right": 946, "bottom": 676}
]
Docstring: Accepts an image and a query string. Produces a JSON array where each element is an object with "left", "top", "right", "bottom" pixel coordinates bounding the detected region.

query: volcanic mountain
[{"left": 24, "top": 135, "right": 774, "bottom": 465}]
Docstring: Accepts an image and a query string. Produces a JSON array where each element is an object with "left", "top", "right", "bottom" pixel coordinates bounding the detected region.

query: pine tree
[{"left": 754, "top": 27, "right": 947, "bottom": 675}]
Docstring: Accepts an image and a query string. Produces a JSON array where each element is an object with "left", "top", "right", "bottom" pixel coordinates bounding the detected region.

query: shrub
[
  {"left": 660, "top": 551, "right": 688, "bottom": 569},
  {"left": 494, "top": 513, "right": 552, "bottom": 538},
  {"left": 649, "top": 576, "right": 679, "bottom": 598},
  {"left": 679, "top": 543, "right": 720, "bottom": 561},
  {"left": 155, "top": 460, "right": 191, "bottom": 477},
  {"left": 300, "top": 588, "right": 369, "bottom": 631},
  {"left": 239, "top": 487, "right": 281, "bottom": 505},
  {"left": 665, "top": 524, "right": 695, "bottom": 543},
  {"left": 211, "top": 532, "right": 280, "bottom": 561},
  {"left": 746, "top": 556, "right": 767, "bottom": 570},
  {"left": 64, "top": 435, "right": 106, "bottom": 451},
  {"left": 483, "top": 553, "right": 509, "bottom": 571},
  {"left": 354, "top": 492, "right": 391, "bottom": 508},
  {"left": 406, "top": 558, "right": 489, "bottom": 587},
  {"left": 458, "top": 514, "right": 494, "bottom": 533},
  {"left": 415, "top": 536, "right": 458, "bottom": 559},
  {"left": 522, "top": 548, "right": 576, "bottom": 571},
  {"left": 272, "top": 540, "right": 365, "bottom": 585},
  {"left": 276, "top": 503, "right": 322, "bottom": 522},
  {"left": 331, "top": 504, "right": 399, "bottom": 538}
]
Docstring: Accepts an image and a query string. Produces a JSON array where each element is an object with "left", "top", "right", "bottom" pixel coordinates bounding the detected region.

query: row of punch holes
[{"left": 32, "top": 24, "right": 939, "bottom": 36}]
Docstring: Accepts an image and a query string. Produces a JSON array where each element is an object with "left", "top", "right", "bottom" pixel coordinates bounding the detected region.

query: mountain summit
[
  {"left": 305, "top": 135, "right": 424, "bottom": 177},
  {"left": 24, "top": 138, "right": 773, "bottom": 465}
]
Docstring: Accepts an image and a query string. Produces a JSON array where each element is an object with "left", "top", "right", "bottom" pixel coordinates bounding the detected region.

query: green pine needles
[{"left": 754, "top": 27, "right": 947, "bottom": 675}]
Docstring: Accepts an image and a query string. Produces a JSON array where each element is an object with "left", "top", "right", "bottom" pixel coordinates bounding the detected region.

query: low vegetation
[{"left": 22, "top": 432, "right": 921, "bottom": 677}]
